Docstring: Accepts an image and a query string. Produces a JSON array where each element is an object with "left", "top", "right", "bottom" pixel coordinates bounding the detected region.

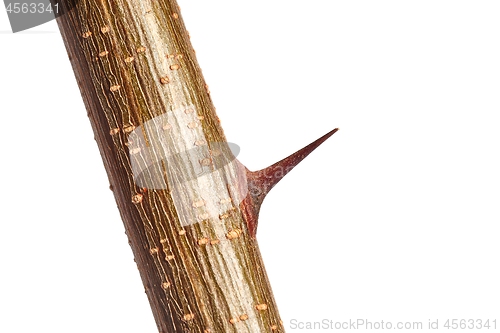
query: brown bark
[{"left": 54, "top": 0, "right": 337, "bottom": 331}]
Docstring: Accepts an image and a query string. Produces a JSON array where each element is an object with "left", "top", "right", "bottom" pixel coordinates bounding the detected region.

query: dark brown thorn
[{"left": 241, "top": 128, "right": 339, "bottom": 237}]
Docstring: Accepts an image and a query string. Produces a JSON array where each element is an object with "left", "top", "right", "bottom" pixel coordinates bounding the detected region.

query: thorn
[{"left": 241, "top": 128, "right": 338, "bottom": 237}]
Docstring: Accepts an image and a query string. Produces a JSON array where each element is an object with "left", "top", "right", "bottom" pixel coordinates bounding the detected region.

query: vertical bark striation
[{"left": 55, "top": 0, "right": 284, "bottom": 332}]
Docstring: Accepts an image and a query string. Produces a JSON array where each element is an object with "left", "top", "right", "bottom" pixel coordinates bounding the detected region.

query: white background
[{"left": 1, "top": 1, "right": 499, "bottom": 332}]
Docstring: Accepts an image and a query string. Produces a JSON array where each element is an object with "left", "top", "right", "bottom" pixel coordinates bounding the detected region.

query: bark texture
[{"left": 55, "top": 0, "right": 336, "bottom": 331}]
